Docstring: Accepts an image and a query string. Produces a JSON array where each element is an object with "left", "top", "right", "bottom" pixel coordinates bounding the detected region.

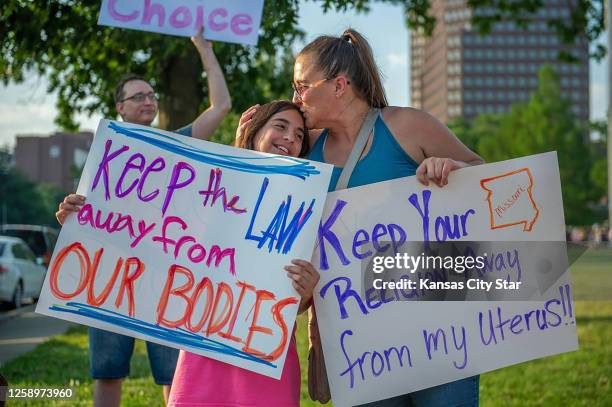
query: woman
[
  {"left": 56, "top": 101, "right": 319, "bottom": 407},
  {"left": 295, "top": 29, "right": 483, "bottom": 407}
]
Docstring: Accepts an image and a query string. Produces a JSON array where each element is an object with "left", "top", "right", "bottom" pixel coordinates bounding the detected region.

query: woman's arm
[
  {"left": 189, "top": 26, "right": 232, "bottom": 140},
  {"left": 386, "top": 107, "right": 484, "bottom": 187}
]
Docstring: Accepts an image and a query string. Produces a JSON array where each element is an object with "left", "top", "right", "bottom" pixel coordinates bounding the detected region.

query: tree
[
  {"left": 448, "top": 113, "right": 502, "bottom": 155},
  {"left": 470, "top": 65, "right": 597, "bottom": 224},
  {"left": 1, "top": 147, "right": 49, "bottom": 225},
  {"left": 0, "top": 146, "right": 72, "bottom": 225},
  {"left": 0, "top": 0, "right": 606, "bottom": 133},
  {"left": 35, "top": 182, "right": 68, "bottom": 225},
  {"left": 1, "top": 0, "right": 302, "bottom": 132}
]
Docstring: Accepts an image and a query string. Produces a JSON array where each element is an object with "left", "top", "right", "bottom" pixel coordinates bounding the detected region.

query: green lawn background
[{"left": 2, "top": 247, "right": 610, "bottom": 406}]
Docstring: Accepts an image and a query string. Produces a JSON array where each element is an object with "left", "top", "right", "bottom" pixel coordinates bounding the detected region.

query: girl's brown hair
[
  {"left": 236, "top": 100, "right": 309, "bottom": 157},
  {"left": 297, "top": 28, "right": 388, "bottom": 108}
]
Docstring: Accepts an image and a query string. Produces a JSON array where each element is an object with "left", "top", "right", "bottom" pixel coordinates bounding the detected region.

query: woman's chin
[{"left": 305, "top": 117, "right": 318, "bottom": 130}]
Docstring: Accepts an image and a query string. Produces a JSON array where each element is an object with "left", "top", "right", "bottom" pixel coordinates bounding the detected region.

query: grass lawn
[{"left": 2, "top": 249, "right": 610, "bottom": 406}]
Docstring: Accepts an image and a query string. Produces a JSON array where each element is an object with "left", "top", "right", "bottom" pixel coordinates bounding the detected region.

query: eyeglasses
[
  {"left": 121, "top": 92, "right": 159, "bottom": 103},
  {"left": 292, "top": 78, "right": 330, "bottom": 100}
]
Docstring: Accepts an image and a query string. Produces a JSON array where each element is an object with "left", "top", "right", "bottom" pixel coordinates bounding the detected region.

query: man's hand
[
  {"left": 56, "top": 194, "right": 86, "bottom": 225},
  {"left": 191, "top": 25, "right": 212, "bottom": 50}
]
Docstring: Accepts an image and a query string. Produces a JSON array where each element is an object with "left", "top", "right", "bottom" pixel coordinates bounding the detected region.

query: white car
[{"left": 0, "top": 236, "right": 47, "bottom": 308}]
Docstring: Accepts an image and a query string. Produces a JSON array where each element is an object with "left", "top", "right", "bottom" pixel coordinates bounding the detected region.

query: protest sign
[
  {"left": 98, "top": 0, "right": 264, "bottom": 46},
  {"left": 36, "top": 119, "right": 332, "bottom": 378},
  {"left": 312, "top": 152, "right": 578, "bottom": 406}
]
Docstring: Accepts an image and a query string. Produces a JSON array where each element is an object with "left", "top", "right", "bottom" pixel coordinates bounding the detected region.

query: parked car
[
  {"left": 0, "top": 224, "right": 59, "bottom": 268},
  {"left": 0, "top": 236, "right": 47, "bottom": 308}
]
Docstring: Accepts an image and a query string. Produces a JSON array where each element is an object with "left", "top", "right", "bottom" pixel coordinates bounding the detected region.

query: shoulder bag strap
[{"left": 335, "top": 108, "right": 380, "bottom": 190}]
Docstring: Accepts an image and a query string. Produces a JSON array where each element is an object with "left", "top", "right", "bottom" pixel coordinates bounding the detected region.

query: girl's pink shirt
[{"left": 168, "top": 334, "right": 300, "bottom": 407}]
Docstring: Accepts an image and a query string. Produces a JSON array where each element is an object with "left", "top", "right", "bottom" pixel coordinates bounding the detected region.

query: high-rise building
[
  {"left": 14, "top": 131, "right": 93, "bottom": 192},
  {"left": 410, "top": 0, "right": 589, "bottom": 123}
]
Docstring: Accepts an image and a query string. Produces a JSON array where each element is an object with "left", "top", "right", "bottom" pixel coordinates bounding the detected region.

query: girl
[
  {"left": 56, "top": 100, "right": 319, "bottom": 407},
  {"left": 168, "top": 100, "right": 316, "bottom": 407}
]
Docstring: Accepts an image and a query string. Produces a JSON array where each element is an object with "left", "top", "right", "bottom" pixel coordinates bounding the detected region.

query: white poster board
[
  {"left": 313, "top": 152, "right": 577, "bottom": 406},
  {"left": 98, "top": 0, "right": 264, "bottom": 45},
  {"left": 36, "top": 119, "right": 332, "bottom": 378}
]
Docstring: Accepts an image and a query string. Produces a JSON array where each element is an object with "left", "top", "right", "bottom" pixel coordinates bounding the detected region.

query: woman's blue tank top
[{"left": 308, "top": 115, "right": 419, "bottom": 191}]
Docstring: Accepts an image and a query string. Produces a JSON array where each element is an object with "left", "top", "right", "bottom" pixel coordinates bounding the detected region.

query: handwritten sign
[
  {"left": 312, "top": 152, "right": 577, "bottom": 406},
  {"left": 98, "top": 0, "right": 264, "bottom": 46},
  {"left": 36, "top": 119, "right": 332, "bottom": 378}
]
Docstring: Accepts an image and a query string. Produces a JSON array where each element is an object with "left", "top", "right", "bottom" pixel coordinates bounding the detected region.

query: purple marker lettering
[
  {"left": 231, "top": 14, "right": 252, "bottom": 35},
  {"left": 317, "top": 199, "right": 350, "bottom": 270},
  {"left": 371, "top": 223, "right": 389, "bottom": 253},
  {"left": 319, "top": 276, "right": 368, "bottom": 320},
  {"left": 388, "top": 223, "right": 407, "bottom": 253},
  {"left": 138, "top": 157, "right": 165, "bottom": 201},
  {"left": 352, "top": 229, "right": 371, "bottom": 260},
  {"left": 116, "top": 153, "right": 145, "bottom": 198},
  {"left": 408, "top": 190, "right": 431, "bottom": 248},
  {"left": 108, "top": 0, "right": 138, "bottom": 22},
  {"left": 169, "top": 6, "right": 192, "bottom": 29},
  {"left": 195, "top": 5, "right": 204, "bottom": 30},
  {"left": 162, "top": 162, "right": 195, "bottom": 215},
  {"left": 153, "top": 216, "right": 187, "bottom": 254},
  {"left": 131, "top": 220, "right": 157, "bottom": 248},
  {"left": 208, "top": 8, "right": 228, "bottom": 31},
  {"left": 451, "top": 325, "right": 468, "bottom": 369},
  {"left": 91, "top": 140, "right": 129, "bottom": 201},
  {"left": 142, "top": 0, "right": 165, "bottom": 27},
  {"left": 77, "top": 204, "right": 95, "bottom": 227}
]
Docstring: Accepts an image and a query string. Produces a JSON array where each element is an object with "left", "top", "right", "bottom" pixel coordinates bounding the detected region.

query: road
[{"left": 0, "top": 303, "right": 74, "bottom": 367}]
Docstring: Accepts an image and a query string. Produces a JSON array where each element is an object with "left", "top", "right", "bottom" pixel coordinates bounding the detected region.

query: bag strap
[{"left": 334, "top": 108, "right": 380, "bottom": 191}]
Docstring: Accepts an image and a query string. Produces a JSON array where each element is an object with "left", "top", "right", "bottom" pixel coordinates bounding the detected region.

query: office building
[{"left": 410, "top": 0, "right": 589, "bottom": 123}]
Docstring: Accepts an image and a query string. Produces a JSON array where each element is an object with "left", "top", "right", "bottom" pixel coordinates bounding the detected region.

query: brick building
[{"left": 14, "top": 131, "right": 93, "bottom": 192}]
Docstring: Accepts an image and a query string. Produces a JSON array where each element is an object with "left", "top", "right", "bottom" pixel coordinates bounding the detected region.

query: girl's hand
[
  {"left": 284, "top": 259, "right": 320, "bottom": 303},
  {"left": 56, "top": 194, "right": 86, "bottom": 225}
]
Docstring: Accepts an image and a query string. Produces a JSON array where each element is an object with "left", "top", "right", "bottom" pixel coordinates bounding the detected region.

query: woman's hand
[
  {"left": 235, "top": 104, "right": 259, "bottom": 145},
  {"left": 284, "top": 259, "right": 320, "bottom": 312},
  {"left": 56, "top": 194, "right": 85, "bottom": 225},
  {"left": 415, "top": 157, "right": 466, "bottom": 187}
]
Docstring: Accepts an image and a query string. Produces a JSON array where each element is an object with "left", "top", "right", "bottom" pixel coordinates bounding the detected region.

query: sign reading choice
[
  {"left": 312, "top": 152, "right": 577, "bottom": 406},
  {"left": 98, "top": 0, "right": 264, "bottom": 46},
  {"left": 36, "top": 119, "right": 332, "bottom": 378}
]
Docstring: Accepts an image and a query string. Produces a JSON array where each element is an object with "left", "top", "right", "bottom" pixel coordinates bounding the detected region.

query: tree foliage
[
  {"left": 451, "top": 65, "right": 604, "bottom": 225},
  {"left": 0, "top": 147, "right": 65, "bottom": 226},
  {"left": 0, "top": 0, "right": 606, "bottom": 134},
  {"left": 0, "top": 0, "right": 303, "bottom": 132}
]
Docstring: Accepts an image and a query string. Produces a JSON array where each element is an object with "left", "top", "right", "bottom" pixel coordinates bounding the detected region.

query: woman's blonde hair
[{"left": 297, "top": 28, "right": 388, "bottom": 108}]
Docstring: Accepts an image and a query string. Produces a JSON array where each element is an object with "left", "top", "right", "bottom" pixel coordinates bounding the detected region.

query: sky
[{"left": 0, "top": 1, "right": 608, "bottom": 148}]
